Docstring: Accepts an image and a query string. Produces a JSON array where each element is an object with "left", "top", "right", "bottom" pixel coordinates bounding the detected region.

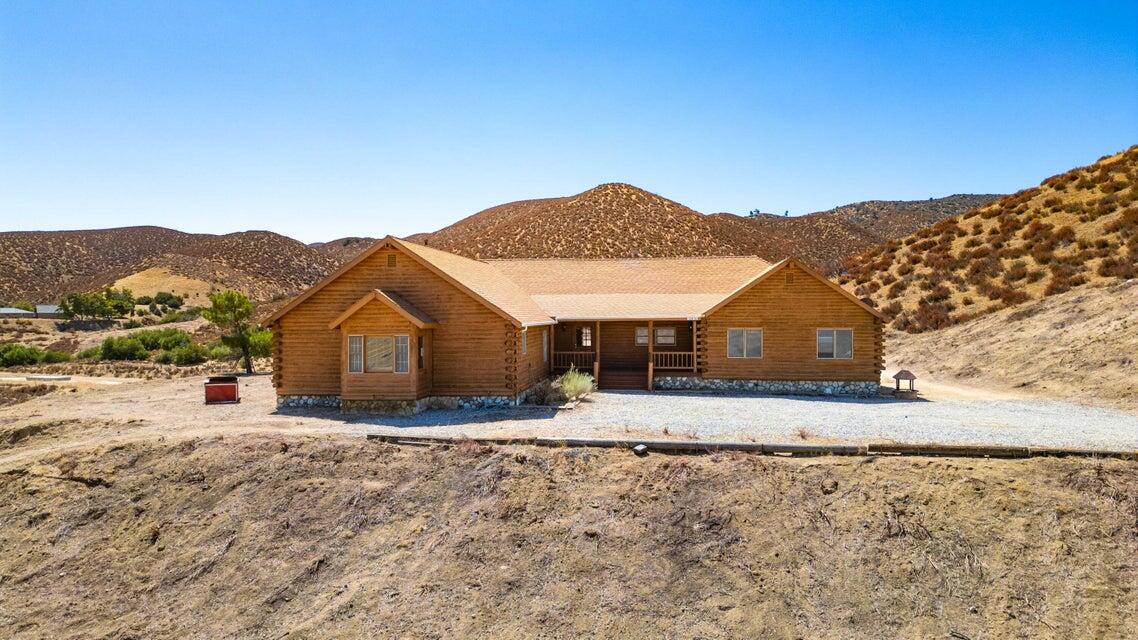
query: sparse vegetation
[{"left": 556, "top": 364, "right": 595, "bottom": 400}]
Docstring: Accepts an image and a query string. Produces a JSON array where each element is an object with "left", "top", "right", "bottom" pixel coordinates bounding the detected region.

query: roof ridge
[{"left": 484, "top": 254, "right": 770, "bottom": 262}]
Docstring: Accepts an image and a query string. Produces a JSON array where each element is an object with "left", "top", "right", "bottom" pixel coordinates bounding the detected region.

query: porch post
[
  {"left": 647, "top": 320, "right": 654, "bottom": 391},
  {"left": 593, "top": 321, "right": 600, "bottom": 382}
]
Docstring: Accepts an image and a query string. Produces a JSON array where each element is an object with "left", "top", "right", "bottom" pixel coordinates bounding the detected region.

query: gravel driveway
[{"left": 350, "top": 389, "right": 1138, "bottom": 451}]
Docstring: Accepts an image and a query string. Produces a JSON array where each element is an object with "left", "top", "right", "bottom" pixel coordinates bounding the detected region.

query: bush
[
  {"left": 167, "top": 343, "right": 209, "bottom": 366},
  {"left": 209, "top": 343, "right": 234, "bottom": 361},
  {"left": 100, "top": 336, "right": 149, "bottom": 360},
  {"left": 136, "top": 296, "right": 153, "bottom": 306},
  {"left": 0, "top": 343, "right": 45, "bottom": 367},
  {"left": 152, "top": 350, "right": 173, "bottom": 364},
  {"left": 526, "top": 380, "right": 560, "bottom": 405},
  {"left": 40, "top": 350, "right": 72, "bottom": 363},
  {"left": 130, "top": 328, "right": 193, "bottom": 351},
  {"left": 159, "top": 307, "right": 202, "bottom": 324},
  {"left": 75, "top": 346, "right": 101, "bottom": 360},
  {"left": 557, "top": 365, "right": 595, "bottom": 400}
]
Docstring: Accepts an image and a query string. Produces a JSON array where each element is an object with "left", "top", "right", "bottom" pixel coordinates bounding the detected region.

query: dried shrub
[
  {"left": 1003, "top": 260, "right": 1028, "bottom": 282},
  {"left": 912, "top": 302, "right": 954, "bottom": 332}
]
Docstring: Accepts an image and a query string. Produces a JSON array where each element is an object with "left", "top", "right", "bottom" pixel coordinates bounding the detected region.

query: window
[
  {"left": 654, "top": 327, "right": 676, "bottom": 346},
  {"left": 542, "top": 329, "right": 548, "bottom": 362},
  {"left": 348, "top": 335, "right": 364, "bottom": 373},
  {"left": 817, "top": 329, "right": 853, "bottom": 359},
  {"left": 727, "top": 329, "right": 763, "bottom": 358},
  {"left": 366, "top": 336, "right": 394, "bottom": 371},
  {"left": 635, "top": 327, "right": 649, "bottom": 346},
  {"left": 520, "top": 328, "right": 527, "bottom": 355},
  {"left": 417, "top": 336, "right": 425, "bottom": 369},
  {"left": 394, "top": 335, "right": 409, "bottom": 373},
  {"left": 577, "top": 326, "right": 592, "bottom": 348}
]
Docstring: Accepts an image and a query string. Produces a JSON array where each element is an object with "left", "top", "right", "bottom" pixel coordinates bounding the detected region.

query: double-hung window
[
  {"left": 348, "top": 335, "right": 364, "bottom": 372},
  {"left": 816, "top": 329, "right": 853, "bottom": 359},
  {"left": 727, "top": 329, "right": 763, "bottom": 358},
  {"left": 394, "top": 335, "right": 410, "bottom": 373},
  {"left": 635, "top": 327, "right": 649, "bottom": 346},
  {"left": 654, "top": 327, "right": 676, "bottom": 346}
]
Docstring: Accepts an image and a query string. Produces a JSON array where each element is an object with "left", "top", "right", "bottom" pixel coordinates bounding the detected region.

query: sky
[{"left": 1, "top": 1, "right": 1136, "bottom": 243}]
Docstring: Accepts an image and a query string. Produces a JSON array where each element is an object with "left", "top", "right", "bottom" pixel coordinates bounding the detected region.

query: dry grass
[
  {"left": 0, "top": 434, "right": 1134, "bottom": 638},
  {"left": 845, "top": 145, "right": 1138, "bottom": 332}
]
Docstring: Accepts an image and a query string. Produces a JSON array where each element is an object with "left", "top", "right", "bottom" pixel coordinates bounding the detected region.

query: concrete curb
[{"left": 364, "top": 434, "right": 1138, "bottom": 460}]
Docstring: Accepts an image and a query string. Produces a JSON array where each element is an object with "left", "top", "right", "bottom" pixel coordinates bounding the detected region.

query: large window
[
  {"left": 366, "top": 336, "right": 394, "bottom": 371},
  {"left": 577, "top": 326, "right": 593, "bottom": 348},
  {"left": 654, "top": 327, "right": 676, "bottom": 346},
  {"left": 394, "top": 335, "right": 410, "bottom": 373},
  {"left": 727, "top": 329, "right": 763, "bottom": 358},
  {"left": 817, "top": 329, "right": 853, "bottom": 359},
  {"left": 348, "top": 334, "right": 411, "bottom": 373},
  {"left": 348, "top": 335, "right": 364, "bottom": 372}
]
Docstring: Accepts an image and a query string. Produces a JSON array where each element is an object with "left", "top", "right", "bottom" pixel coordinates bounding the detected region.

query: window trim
[
  {"left": 727, "top": 328, "right": 763, "bottom": 359},
  {"left": 394, "top": 334, "right": 410, "bottom": 374},
  {"left": 654, "top": 326, "right": 676, "bottom": 346},
  {"left": 816, "top": 328, "right": 854, "bottom": 360},
  {"left": 520, "top": 328, "right": 527, "bottom": 355},
  {"left": 347, "top": 335, "right": 364, "bottom": 373}
]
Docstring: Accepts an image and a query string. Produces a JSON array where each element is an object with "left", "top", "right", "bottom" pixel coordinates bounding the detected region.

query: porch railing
[
  {"left": 653, "top": 351, "right": 695, "bottom": 370},
  {"left": 553, "top": 351, "right": 595, "bottom": 370}
]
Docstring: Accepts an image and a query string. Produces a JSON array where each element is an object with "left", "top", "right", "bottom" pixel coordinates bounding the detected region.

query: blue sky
[{"left": 1, "top": 1, "right": 1136, "bottom": 243}]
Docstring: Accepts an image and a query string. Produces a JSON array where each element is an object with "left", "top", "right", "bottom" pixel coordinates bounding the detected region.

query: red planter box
[{"left": 204, "top": 376, "right": 240, "bottom": 404}]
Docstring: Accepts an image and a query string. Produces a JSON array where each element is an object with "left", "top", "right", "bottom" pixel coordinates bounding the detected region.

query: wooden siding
[
  {"left": 339, "top": 304, "right": 419, "bottom": 401},
  {"left": 515, "top": 326, "right": 550, "bottom": 392},
  {"left": 703, "top": 263, "right": 883, "bottom": 381},
  {"left": 274, "top": 247, "right": 513, "bottom": 397}
]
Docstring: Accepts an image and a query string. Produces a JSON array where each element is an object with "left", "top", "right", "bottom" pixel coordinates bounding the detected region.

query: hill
[
  {"left": 842, "top": 145, "right": 1138, "bottom": 332},
  {"left": 886, "top": 279, "right": 1138, "bottom": 411},
  {"left": 412, "top": 184, "right": 998, "bottom": 271},
  {"left": 310, "top": 236, "right": 379, "bottom": 263},
  {"left": 0, "top": 227, "right": 340, "bottom": 304}
]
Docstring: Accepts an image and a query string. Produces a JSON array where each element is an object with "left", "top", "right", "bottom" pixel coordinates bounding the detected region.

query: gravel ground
[
  {"left": 351, "top": 389, "right": 1138, "bottom": 451},
  {"left": 3, "top": 376, "right": 1137, "bottom": 460}
]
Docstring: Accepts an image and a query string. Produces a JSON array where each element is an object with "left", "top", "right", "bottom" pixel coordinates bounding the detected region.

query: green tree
[
  {"left": 103, "top": 287, "right": 135, "bottom": 317},
  {"left": 202, "top": 290, "right": 258, "bottom": 374},
  {"left": 12, "top": 300, "right": 35, "bottom": 312}
]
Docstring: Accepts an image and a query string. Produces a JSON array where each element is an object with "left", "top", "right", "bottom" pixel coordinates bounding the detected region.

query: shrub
[
  {"left": 557, "top": 364, "right": 595, "bottom": 400},
  {"left": 40, "top": 350, "right": 72, "bottom": 363},
  {"left": 0, "top": 343, "right": 44, "bottom": 367},
  {"left": 75, "top": 346, "right": 102, "bottom": 360},
  {"left": 879, "top": 301, "right": 903, "bottom": 318},
  {"left": 167, "top": 343, "right": 209, "bottom": 366},
  {"left": 209, "top": 343, "right": 234, "bottom": 361},
  {"left": 526, "top": 380, "right": 560, "bottom": 405},
  {"left": 1003, "top": 260, "right": 1028, "bottom": 282},
  {"left": 248, "top": 328, "right": 273, "bottom": 357},
  {"left": 159, "top": 307, "right": 202, "bottom": 324},
  {"left": 152, "top": 350, "right": 173, "bottom": 364},
  {"left": 100, "top": 336, "right": 149, "bottom": 360},
  {"left": 999, "top": 288, "right": 1031, "bottom": 306},
  {"left": 912, "top": 302, "right": 954, "bottom": 332},
  {"left": 922, "top": 285, "right": 951, "bottom": 304},
  {"left": 136, "top": 296, "right": 153, "bottom": 305},
  {"left": 130, "top": 328, "right": 193, "bottom": 351}
]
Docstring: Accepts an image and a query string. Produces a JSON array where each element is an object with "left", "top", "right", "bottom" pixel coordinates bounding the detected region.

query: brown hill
[
  {"left": 0, "top": 228, "right": 340, "bottom": 304},
  {"left": 842, "top": 145, "right": 1138, "bottom": 332},
  {"left": 413, "top": 184, "right": 998, "bottom": 271},
  {"left": 310, "top": 237, "right": 378, "bottom": 263}
]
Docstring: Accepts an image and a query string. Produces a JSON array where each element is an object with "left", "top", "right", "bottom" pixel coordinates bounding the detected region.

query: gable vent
[
  {"left": 386, "top": 254, "right": 397, "bottom": 268},
  {"left": 784, "top": 273, "right": 795, "bottom": 287}
]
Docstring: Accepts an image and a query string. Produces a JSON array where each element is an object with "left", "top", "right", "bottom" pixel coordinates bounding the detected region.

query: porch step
[{"left": 598, "top": 368, "right": 649, "bottom": 390}]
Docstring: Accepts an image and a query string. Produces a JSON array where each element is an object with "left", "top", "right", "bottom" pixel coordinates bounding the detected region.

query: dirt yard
[{"left": 1, "top": 432, "right": 1135, "bottom": 639}]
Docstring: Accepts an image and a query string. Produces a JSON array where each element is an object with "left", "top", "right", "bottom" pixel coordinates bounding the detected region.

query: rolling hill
[
  {"left": 843, "top": 145, "right": 1138, "bottom": 333},
  {"left": 0, "top": 228, "right": 340, "bottom": 304},
  {"left": 410, "top": 183, "right": 998, "bottom": 271}
]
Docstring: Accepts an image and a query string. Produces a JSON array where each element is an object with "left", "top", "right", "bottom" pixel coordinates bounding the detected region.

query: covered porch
[{"left": 551, "top": 319, "right": 700, "bottom": 389}]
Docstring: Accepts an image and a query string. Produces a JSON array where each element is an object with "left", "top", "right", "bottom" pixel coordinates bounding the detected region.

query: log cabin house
[{"left": 264, "top": 236, "right": 885, "bottom": 412}]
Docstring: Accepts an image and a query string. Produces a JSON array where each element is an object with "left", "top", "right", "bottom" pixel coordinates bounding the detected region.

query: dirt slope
[
  {"left": 310, "top": 237, "right": 379, "bottom": 263},
  {"left": 843, "top": 145, "right": 1138, "bottom": 332},
  {"left": 887, "top": 279, "right": 1138, "bottom": 411},
  {"left": 0, "top": 433, "right": 1134, "bottom": 639},
  {"left": 414, "top": 184, "right": 997, "bottom": 271}
]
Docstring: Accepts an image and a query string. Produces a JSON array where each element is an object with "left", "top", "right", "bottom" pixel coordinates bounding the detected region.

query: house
[
  {"left": 0, "top": 307, "right": 35, "bottom": 318},
  {"left": 34, "top": 304, "right": 64, "bottom": 319},
  {"left": 264, "top": 236, "right": 885, "bottom": 412}
]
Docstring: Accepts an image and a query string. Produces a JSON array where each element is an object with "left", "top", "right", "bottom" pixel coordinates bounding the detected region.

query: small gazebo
[{"left": 893, "top": 369, "right": 917, "bottom": 392}]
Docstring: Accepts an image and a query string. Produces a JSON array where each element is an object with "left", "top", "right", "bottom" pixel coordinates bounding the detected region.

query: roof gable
[
  {"left": 328, "top": 289, "right": 439, "bottom": 329},
  {"left": 701, "top": 258, "right": 885, "bottom": 320},
  {"left": 263, "top": 236, "right": 554, "bottom": 327}
]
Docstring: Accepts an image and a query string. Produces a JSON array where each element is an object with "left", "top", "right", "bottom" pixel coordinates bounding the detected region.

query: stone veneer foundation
[
  {"left": 278, "top": 380, "right": 549, "bottom": 415},
  {"left": 653, "top": 376, "right": 880, "bottom": 397}
]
